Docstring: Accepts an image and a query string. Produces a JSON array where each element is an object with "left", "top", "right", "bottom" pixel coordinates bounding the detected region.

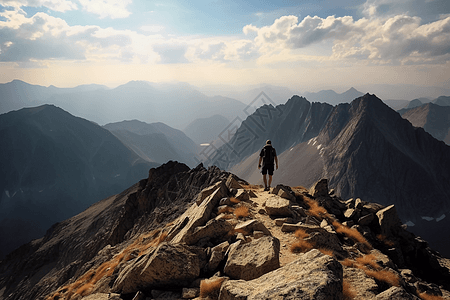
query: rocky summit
[{"left": 1, "top": 161, "right": 450, "bottom": 300}]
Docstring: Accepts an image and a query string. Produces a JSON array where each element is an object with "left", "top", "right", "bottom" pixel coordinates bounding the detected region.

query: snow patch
[
  {"left": 421, "top": 216, "right": 434, "bottom": 221},
  {"left": 317, "top": 144, "right": 322, "bottom": 150},
  {"left": 200, "top": 143, "right": 210, "bottom": 147},
  {"left": 436, "top": 214, "right": 446, "bottom": 222},
  {"left": 114, "top": 174, "right": 121, "bottom": 178},
  {"left": 405, "top": 221, "right": 415, "bottom": 227},
  {"left": 290, "top": 148, "right": 294, "bottom": 151}
]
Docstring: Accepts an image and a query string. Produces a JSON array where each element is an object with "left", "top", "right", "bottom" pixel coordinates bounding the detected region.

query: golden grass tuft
[
  {"left": 418, "top": 292, "right": 445, "bottom": 300},
  {"left": 355, "top": 254, "right": 380, "bottom": 270},
  {"left": 340, "top": 258, "right": 355, "bottom": 268},
  {"left": 229, "top": 197, "right": 241, "bottom": 204},
  {"left": 290, "top": 240, "right": 314, "bottom": 253},
  {"left": 318, "top": 248, "right": 334, "bottom": 257},
  {"left": 303, "top": 197, "right": 329, "bottom": 219},
  {"left": 343, "top": 279, "right": 356, "bottom": 300},
  {"left": 294, "top": 228, "right": 310, "bottom": 239},
  {"left": 218, "top": 206, "right": 234, "bottom": 214},
  {"left": 234, "top": 206, "right": 249, "bottom": 218},
  {"left": 363, "top": 269, "right": 400, "bottom": 287},
  {"left": 200, "top": 277, "right": 226, "bottom": 298},
  {"left": 332, "top": 221, "right": 372, "bottom": 249},
  {"left": 376, "top": 234, "right": 395, "bottom": 247}
]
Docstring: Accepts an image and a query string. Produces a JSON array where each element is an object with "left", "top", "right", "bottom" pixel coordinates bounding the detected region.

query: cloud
[
  {"left": 140, "top": 25, "right": 165, "bottom": 33},
  {"left": 245, "top": 13, "right": 450, "bottom": 65},
  {"left": 78, "top": 0, "right": 132, "bottom": 19},
  {"left": 1, "top": 0, "right": 77, "bottom": 12},
  {"left": 153, "top": 44, "right": 189, "bottom": 64}
]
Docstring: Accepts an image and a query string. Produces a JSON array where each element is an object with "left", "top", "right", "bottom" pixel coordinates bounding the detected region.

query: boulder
[
  {"left": 265, "top": 196, "right": 293, "bottom": 217},
  {"left": 224, "top": 236, "right": 280, "bottom": 281},
  {"left": 182, "top": 288, "right": 199, "bottom": 299},
  {"left": 343, "top": 267, "right": 378, "bottom": 299},
  {"left": 358, "top": 213, "right": 374, "bottom": 226},
  {"left": 207, "top": 241, "right": 230, "bottom": 272},
  {"left": 184, "top": 218, "right": 233, "bottom": 245},
  {"left": 377, "top": 205, "right": 402, "bottom": 237},
  {"left": 310, "top": 178, "right": 329, "bottom": 198},
  {"left": 168, "top": 185, "right": 227, "bottom": 244},
  {"left": 220, "top": 249, "right": 343, "bottom": 300},
  {"left": 112, "top": 243, "right": 203, "bottom": 294},
  {"left": 275, "top": 217, "right": 294, "bottom": 226},
  {"left": 226, "top": 174, "right": 243, "bottom": 190},
  {"left": 235, "top": 189, "right": 250, "bottom": 202},
  {"left": 374, "top": 287, "right": 420, "bottom": 299},
  {"left": 234, "top": 219, "right": 271, "bottom": 236},
  {"left": 196, "top": 181, "right": 228, "bottom": 206},
  {"left": 271, "top": 184, "right": 296, "bottom": 201}
]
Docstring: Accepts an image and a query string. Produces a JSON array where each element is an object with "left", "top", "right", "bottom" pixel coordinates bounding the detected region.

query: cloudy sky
[{"left": 0, "top": 0, "right": 449, "bottom": 92}]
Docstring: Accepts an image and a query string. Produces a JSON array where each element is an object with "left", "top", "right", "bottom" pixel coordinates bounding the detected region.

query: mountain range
[
  {"left": 0, "top": 80, "right": 248, "bottom": 129},
  {"left": 104, "top": 120, "right": 199, "bottom": 167},
  {"left": 0, "top": 105, "right": 158, "bottom": 259},
  {"left": 213, "top": 94, "right": 450, "bottom": 256}
]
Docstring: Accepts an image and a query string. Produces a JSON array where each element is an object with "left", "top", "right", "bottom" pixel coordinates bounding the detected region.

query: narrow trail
[{"left": 242, "top": 185, "right": 299, "bottom": 266}]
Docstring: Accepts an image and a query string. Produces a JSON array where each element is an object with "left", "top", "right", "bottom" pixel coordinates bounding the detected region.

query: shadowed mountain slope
[
  {"left": 104, "top": 120, "right": 199, "bottom": 167},
  {"left": 183, "top": 114, "right": 230, "bottom": 145},
  {"left": 0, "top": 105, "right": 157, "bottom": 259},
  {"left": 399, "top": 103, "right": 450, "bottom": 145}
]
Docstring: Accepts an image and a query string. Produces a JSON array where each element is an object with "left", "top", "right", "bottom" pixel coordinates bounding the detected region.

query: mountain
[
  {"left": 104, "top": 120, "right": 199, "bottom": 167},
  {"left": 183, "top": 114, "right": 231, "bottom": 145},
  {"left": 225, "top": 94, "right": 450, "bottom": 256},
  {"left": 399, "top": 103, "right": 450, "bottom": 145},
  {"left": 0, "top": 80, "right": 247, "bottom": 129},
  {"left": 1, "top": 162, "right": 449, "bottom": 300},
  {"left": 0, "top": 105, "right": 157, "bottom": 259},
  {"left": 303, "top": 87, "right": 364, "bottom": 105},
  {"left": 207, "top": 95, "right": 333, "bottom": 170},
  {"left": 433, "top": 96, "right": 450, "bottom": 106}
]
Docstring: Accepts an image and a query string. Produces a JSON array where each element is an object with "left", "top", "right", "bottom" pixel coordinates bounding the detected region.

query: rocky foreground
[{"left": 1, "top": 161, "right": 450, "bottom": 300}]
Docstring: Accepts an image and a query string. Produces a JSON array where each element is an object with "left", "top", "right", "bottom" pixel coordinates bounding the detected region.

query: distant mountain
[
  {"left": 0, "top": 80, "right": 247, "bottom": 129},
  {"left": 303, "top": 87, "right": 364, "bottom": 105},
  {"left": 399, "top": 103, "right": 450, "bottom": 145},
  {"left": 0, "top": 105, "right": 157, "bottom": 259},
  {"left": 104, "top": 120, "right": 199, "bottom": 167},
  {"left": 433, "top": 96, "right": 450, "bottom": 106},
  {"left": 183, "top": 114, "right": 230, "bottom": 145},
  {"left": 224, "top": 94, "right": 450, "bottom": 256}
]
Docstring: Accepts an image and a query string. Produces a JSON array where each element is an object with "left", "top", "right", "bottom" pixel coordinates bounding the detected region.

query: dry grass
[
  {"left": 294, "top": 228, "right": 310, "bottom": 239},
  {"left": 418, "top": 293, "right": 444, "bottom": 300},
  {"left": 200, "top": 277, "right": 225, "bottom": 299},
  {"left": 218, "top": 206, "right": 234, "bottom": 214},
  {"left": 355, "top": 254, "right": 379, "bottom": 270},
  {"left": 318, "top": 248, "right": 334, "bottom": 257},
  {"left": 364, "top": 269, "right": 400, "bottom": 286},
  {"left": 332, "top": 221, "right": 372, "bottom": 249},
  {"left": 303, "top": 197, "right": 328, "bottom": 219},
  {"left": 376, "top": 234, "right": 395, "bottom": 247},
  {"left": 340, "top": 258, "right": 355, "bottom": 268},
  {"left": 290, "top": 240, "right": 314, "bottom": 253},
  {"left": 229, "top": 197, "right": 240, "bottom": 204},
  {"left": 343, "top": 279, "right": 356, "bottom": 300},
  {"left": 234, "top": 206, "right": 249, "bottom": 218}
]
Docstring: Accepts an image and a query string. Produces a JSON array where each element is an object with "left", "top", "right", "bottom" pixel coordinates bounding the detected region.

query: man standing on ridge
[{"left": 258, "top": 140, "right": 278, "bottom": 191}]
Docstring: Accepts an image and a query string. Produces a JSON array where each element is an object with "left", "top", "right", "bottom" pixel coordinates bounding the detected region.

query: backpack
[{"left": 262, "top": 145, "right": 275, "bottom": 165}]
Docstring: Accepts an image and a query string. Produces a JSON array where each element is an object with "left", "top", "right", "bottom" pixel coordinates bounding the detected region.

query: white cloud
[
  {"left": 77, "top": 0, "right": 132, "bottom": 19},
  {"left": 244, "top": 13, "right": 450, "bottom": 65},
  {"left": 1, "top": 0, "right": 77, "bottom": 12},
  {"left": 140, "top": 25, "right": 165, "bottom": 33}
]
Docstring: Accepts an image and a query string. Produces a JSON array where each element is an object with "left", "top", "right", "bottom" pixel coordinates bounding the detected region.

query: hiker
[{"left": 258, "top": 140, "right": 278, "bottom": 191}]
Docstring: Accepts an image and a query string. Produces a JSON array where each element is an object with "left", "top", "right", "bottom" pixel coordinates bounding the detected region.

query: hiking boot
[{"left": 264, "top": 187, "right": 269, "bottom": 191}]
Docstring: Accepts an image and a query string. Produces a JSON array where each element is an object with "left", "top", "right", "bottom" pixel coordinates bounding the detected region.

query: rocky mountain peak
[{"left": 2, "top": 172, "right": 449, "bottom": 300}]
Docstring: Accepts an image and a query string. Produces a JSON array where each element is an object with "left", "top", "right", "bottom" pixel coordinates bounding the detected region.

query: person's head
[{"left": 266, "top": 140, "right": 272, "bottom": 145}]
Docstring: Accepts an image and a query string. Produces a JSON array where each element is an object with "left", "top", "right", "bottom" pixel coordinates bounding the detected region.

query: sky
[{"left": 0, "top": 0, "right": 450, "bottom": 93}]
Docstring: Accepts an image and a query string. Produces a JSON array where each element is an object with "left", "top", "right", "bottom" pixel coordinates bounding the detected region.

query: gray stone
[
  {"left": 310, "top": 178, "right": 329, "bottom": 198},
  {"left": 344, "top": 208, "right": 357, "bottom": 219},
  {"left": 224, "top": 236, "right": 280, "bottom": 281},
  {"left": 234, "top": 219, "right": 271, "bottom": 236},
  {"left": 196, "top": 181, "right": 228, "bottom": 206},
  {"left": 182, "top": 287, "right": 199, "bottom": 299},
  {"left": 272, "top": 184, "right": 296, "bottom": 201},
  {"left": 375, "top": 287, "right": 420, "bottom": 299},
  {"left": 185, "top": 218, "right": 233, "bottom": 245},
  {"left": 275, "top": 217, "right": 294, "bottom": 226},
  {"left": 220, "top": 249, "right": 343, "bottom": 300},
  {"left": 358, "top": 213, "right": 374, "bottom": 226},
  {"left": 112, "top": 243, "right": 202, "bottom": 294},
  {"left": 377, "top": 205, "right": 402, "bottom": 237},
  {"left": 235, "top": 189, "right": 250, "bottom": 202},
  {"left": 226, "top": 174, "right": 243, "bottom": 190},
  {"left": 265, "top": 196, "right": 293, "bottom": 217}
]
